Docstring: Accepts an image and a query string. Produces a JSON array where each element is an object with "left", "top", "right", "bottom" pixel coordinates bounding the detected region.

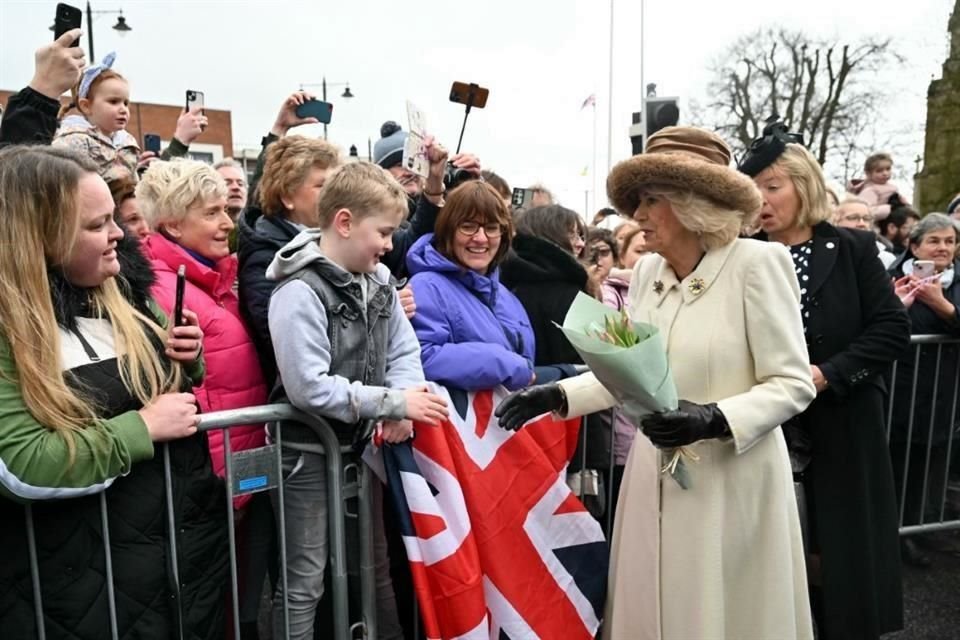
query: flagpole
[
  {"left": 606, "top": 0, "right": 615, "bottom": 172},
  {"left": 592, "top": 101, "right": 598, "bottom": 215}
]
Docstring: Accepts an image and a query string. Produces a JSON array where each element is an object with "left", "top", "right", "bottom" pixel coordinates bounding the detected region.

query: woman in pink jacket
[{"left": 136, "top": 158, "right": 270, "bottom": 638}]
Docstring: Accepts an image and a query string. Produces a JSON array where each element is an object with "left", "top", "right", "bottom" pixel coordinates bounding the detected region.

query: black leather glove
[
  {"left": 495, "top": 384, "right": 566, "bottom": 431},
  {"left": 640, "top": 400, "right": 730, "bottom": 448}
]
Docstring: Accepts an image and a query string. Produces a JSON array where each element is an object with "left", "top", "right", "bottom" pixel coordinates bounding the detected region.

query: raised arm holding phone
[{"left": 0, "top": 28, "right": 85, "bottom": 147}]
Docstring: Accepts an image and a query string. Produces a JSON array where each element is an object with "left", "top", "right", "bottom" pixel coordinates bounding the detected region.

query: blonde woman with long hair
[
  {"left": 742, "top": 121, "right": 909, "bottom": 639},
  {"left": 0, "top": 145, "right": 228, "bottom": 639}
]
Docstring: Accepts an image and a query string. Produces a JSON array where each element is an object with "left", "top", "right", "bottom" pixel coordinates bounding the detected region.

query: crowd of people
[{"left": 0, "top": 28, "right": 958, "bottom": 640}]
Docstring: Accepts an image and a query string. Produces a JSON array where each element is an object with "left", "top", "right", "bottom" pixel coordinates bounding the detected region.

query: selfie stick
[{"left": 455, "top": 84, "right": 481, "bottom": 154}]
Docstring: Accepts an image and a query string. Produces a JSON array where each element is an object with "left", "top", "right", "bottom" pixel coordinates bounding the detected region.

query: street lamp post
[
  {"left": 51, "top": 2, "right": 131, "bottom": 60},
  {"left": 299, "top": 77, "right": 354, "bottom": 140}
]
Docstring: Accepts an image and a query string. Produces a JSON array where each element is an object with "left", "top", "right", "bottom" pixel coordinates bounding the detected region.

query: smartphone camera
[{"left": 186, "top": 90, "right": 198, "bottom": 102}]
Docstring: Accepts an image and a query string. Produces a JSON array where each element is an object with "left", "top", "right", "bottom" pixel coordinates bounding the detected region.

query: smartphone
[
  {"left": 511, "top": 187, "right": 535, "bottom": 210},
  {"left": 173, "top": 265, "right": 186, "bottom": 328},
  {"left": 53, "top": 3, "right": 82, "bottom": 46},
  {"left": 185, "top": 89, "right": 205, "bottom": 114},
  {"left": 449, "top": 81, "right": 489, "bottom": 109},
  {"left": 295, "top": 99, "right": 333, "bottom": 125},
  {"left": 143, "top": 133, "right": 161, "bottom": 154},
  {"left": 914, "top": 260, "right": 936, "bottom": 280}
]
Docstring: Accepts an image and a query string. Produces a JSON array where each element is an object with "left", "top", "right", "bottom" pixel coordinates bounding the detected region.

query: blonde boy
[{"left": 265, "top": 162, "right": 447, "bottom": 639}]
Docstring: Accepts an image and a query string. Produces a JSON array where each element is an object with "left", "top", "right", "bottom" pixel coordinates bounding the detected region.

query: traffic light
[
  {"left": 646, "top": 96, "right": 680, "bottom": 139},
  {"left": 631, "top": 96, "right": 680, "bottom": 154}
]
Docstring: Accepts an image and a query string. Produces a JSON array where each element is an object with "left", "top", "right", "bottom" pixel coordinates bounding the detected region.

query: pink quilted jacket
[{"left": 145, "top": 234, "right": 268, "bottom": 508}]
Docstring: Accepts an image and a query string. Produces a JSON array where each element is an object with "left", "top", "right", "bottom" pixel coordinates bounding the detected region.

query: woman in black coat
[
  {"left": 741, "top": 125, "right": 910, "bottom": 640},
  {"left": 500, "top": 205, "right": 591, "bottom": 368},
  {"left": 888, "top": 213, "right": 960, "bottom": 558},
  {"left": 500, "top": 205, "right": 611, "bottom": 520}
]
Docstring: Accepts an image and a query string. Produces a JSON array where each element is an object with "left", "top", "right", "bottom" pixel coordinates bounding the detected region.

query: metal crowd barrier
[
  {"left": 19, "top": 404, "right": 378, "bottom": 640},
  {"left": 886, "top": 334, "right": 960, "bottom": 536},
  {"left": 18, "top": 338, "right": 960, "bottom": 639}
]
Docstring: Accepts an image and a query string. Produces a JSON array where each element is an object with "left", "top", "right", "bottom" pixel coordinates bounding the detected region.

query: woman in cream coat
[{"left": 497, "top": 127, "right": 816, "bottom": 640}]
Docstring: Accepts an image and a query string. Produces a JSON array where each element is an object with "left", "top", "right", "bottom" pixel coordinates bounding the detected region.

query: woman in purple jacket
[{"left": 406, "top": 181, "right": 536, "bottom": 390}]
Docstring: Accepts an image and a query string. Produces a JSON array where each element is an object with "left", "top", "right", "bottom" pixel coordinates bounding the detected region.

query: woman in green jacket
[{"left": 0, "top": 145, "right": 228, "bottom": 639}]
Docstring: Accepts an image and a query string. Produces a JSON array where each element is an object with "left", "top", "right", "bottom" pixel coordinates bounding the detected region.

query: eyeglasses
[
  {"left": 841, "top": 214, "right": 874, "bottom": 223},
  {"left": 592, "top": 247, "right": 613, "bottom": 257},
  {"left": 457, "top": 221, "right": 503, "bottom": 237}
]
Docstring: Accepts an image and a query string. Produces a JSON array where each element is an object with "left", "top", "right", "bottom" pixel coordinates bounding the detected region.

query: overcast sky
[{"left": 0, "top": 0, "right": 953, "bottom": 212}]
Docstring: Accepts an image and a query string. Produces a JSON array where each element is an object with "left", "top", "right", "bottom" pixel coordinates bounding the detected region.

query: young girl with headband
[{"left": 53, "top": 52, "right": 140, "bottom": 182}]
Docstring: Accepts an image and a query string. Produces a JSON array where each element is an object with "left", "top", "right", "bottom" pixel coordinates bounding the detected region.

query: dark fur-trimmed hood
[
  {"left": 499, "top": 232, "right": 588, "bottom": 290},
  {"left": 51, "top": 232, "right": 156, "bottom": 330}
]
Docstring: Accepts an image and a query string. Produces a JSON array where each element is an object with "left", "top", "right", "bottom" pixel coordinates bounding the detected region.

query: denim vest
[{"left": 272, "top": 263, "right": 397, "bottom": 446}]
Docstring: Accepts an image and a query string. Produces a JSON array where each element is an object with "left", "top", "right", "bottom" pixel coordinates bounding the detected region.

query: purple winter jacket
[{"left": 406, "top": 234, "right": 536, "bottom": 391}]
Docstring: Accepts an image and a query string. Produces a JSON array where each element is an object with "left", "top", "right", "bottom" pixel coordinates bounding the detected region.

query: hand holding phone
[
  {"left": 35, "top": 5, "right": 85, "bottom": 99},
  {"left": 294, "top": 99, "right": 333, "bottom": 125},
  {"left": 53, "top": 3, "right": 82, "bottom": 46},
  {"left": 185, "top": 90, "right": 206, "bottom": 131},
  {"left": 173, "top": 265, "right": 186, "bottom": 327}
]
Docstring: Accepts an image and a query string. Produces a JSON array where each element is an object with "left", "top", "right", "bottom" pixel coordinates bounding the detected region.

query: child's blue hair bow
[{"left": 78, "top": 52, "right": 117, "bottom": 99}]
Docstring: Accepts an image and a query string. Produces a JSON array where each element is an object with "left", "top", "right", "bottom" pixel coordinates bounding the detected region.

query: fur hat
[{"left": 607, "top": 126, "right": 762, "bottom": 215}]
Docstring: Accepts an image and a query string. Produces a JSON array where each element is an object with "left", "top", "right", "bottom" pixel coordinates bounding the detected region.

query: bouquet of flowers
[{"left": 559, "top": 293, "right": 697, "bottom": 489}]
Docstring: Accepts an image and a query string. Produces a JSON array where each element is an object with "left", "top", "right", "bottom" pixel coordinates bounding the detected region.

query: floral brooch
[
  {"left": 653, "top": 280, "right": 665, "bottom": 294},
  {"left": 688, "top": 278, "right": 706, "bottom": 295}
]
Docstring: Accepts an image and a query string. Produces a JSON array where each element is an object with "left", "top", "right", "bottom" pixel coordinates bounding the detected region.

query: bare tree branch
[{"left": 698, "top": 27, "right": 900, "bottom": 178}]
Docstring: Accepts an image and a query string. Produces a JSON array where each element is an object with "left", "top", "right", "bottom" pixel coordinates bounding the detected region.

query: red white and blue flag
[{"left": 378, "top": 386, "right": 607, "bottom": 640}]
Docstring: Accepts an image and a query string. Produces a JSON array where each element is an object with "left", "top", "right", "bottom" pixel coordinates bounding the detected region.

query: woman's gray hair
[{"left": 909, "top": 212, "right": 958, "bottom": 245}]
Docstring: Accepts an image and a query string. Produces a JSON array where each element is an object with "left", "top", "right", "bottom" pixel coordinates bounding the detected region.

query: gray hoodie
[{"left": 266, "top": 229, "right": 424, "bottom": 425}]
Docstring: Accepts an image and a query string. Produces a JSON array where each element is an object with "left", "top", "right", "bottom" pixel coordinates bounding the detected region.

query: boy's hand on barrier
[
  {"left": 403, "top": 387, "right": 448, "bottom": 426},
  {"left": 139, "top": 393, "right": 199, "bottom": 441},
  {"left": 31, "top": 29, "right": 86, "bottom": 100},
  {"left": 381, "top": 419, "right": 414, "bottom": 443},
  {"left": 166, "top": 309, "right": 204, "bottom": 362}
]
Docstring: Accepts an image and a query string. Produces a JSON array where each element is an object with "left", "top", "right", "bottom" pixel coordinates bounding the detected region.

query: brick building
[{"left": 0, "top": 89, "right": 233, "bottom": 161}]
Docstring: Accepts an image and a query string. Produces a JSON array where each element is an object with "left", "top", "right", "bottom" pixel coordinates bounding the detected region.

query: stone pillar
[{"left": 915, "top": 0, "right": 960, "bottom": 214}]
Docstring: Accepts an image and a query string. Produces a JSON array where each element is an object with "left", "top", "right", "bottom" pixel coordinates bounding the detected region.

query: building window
[{"left": 187, "top": 151, "right": 215, "bottom": 164}]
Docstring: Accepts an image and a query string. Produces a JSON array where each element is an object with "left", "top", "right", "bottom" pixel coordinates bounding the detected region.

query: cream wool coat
[{"left": 560, "top": 238, "right": 816, "bottom": 640}]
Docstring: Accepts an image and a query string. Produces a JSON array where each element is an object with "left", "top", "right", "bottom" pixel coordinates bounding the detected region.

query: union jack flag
[{"left": 379, "top": 386, "right": 607, "bottom": 639}]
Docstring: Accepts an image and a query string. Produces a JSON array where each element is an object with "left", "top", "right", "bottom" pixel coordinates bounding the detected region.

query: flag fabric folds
[{"left": 380, "top": 386, "right": 608, "bottom": 640}]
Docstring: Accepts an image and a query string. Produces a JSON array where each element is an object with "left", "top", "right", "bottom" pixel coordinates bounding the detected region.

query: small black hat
[{"left": 737, "top": 117, "right": 805, "bottom": 177}]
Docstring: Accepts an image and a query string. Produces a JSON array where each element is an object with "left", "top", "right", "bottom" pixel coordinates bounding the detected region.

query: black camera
[{"left": 443, "top": 162, "right": 475, "bottom": 192}]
